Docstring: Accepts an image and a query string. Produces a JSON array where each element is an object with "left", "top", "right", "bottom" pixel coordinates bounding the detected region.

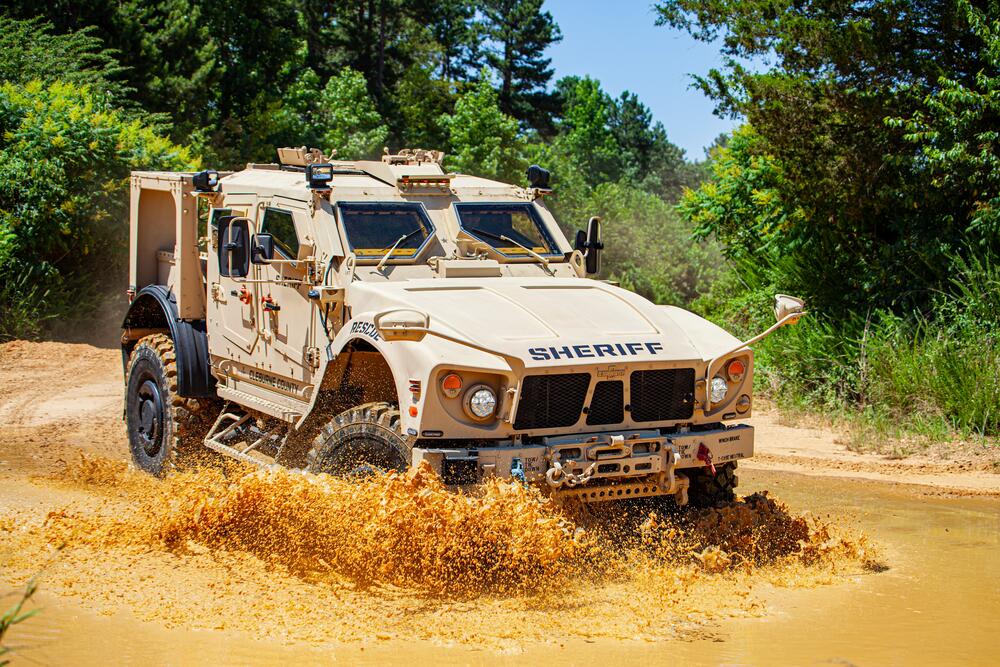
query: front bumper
[{"left": 411, "top": 424, "right": 753, "bottom": 503}]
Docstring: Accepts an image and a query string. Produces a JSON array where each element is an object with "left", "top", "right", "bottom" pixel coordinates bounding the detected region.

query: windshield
[
  {"left": 339, "top": 202, "right": 434, "bottom": 259},
  {"left": 455, "top": 203, "right": 560, "bottom": 257}
]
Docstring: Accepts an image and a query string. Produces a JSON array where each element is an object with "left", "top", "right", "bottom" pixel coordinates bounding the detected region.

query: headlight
[
  {"left": 465, "top": 385, "right": 497, "bottom": 420},
  {"left": 710, "top": 376, "right": 729, "bottom": 404}
]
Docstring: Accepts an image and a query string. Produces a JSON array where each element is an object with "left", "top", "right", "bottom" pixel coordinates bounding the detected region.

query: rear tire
[
  {"left": 125, "top": 334, "right": 218, "bottom": 476},
  {"left": 307, "top": 402, "right": 410, "bottom": 477},
  {"left": 686, "top": 462, "right": 738, "bottom": 508}
]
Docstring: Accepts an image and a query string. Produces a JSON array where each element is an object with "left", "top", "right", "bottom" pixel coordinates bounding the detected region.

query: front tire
[
  {"left": 125, "top": 334, "right": 218, "bottom": 476},
  {"left": 307, "top": 402, "right": 411, "bottom": 476}
]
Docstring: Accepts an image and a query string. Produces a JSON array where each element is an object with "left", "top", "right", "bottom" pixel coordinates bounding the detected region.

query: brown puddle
[{"left": 1, "top": 459, "right": 997, "bottom": 664}]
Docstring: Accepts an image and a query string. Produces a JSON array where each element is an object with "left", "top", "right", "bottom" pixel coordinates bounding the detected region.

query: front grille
[
  {"left": 629, "top": 369, "right": 695, "bottom": 422},
  {"left": 514, "top": 373, "right": 590, "bottom": 430},
  {"left": 586, "top": 380, "right": 624, "bottom": 426}
]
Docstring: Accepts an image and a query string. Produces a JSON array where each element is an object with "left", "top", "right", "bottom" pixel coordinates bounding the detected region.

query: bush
[{"left": 0, "top": 81, "right": 195, "bottom": 339}]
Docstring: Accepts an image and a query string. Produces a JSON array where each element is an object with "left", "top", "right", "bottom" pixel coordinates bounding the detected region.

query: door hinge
[{"left": 306, "top": 346, "right": 321, "bottom": 369}]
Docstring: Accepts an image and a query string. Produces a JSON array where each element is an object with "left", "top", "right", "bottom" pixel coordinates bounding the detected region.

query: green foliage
[
  {"left": 477, "top": 0, "right": 562, "bottom": 131},
  {"left": 314, "top": 68, "right": 389, "bottom": 160},
  {"left": 556, "top": 182, "right": 725, "bottom": 305},
  {"left": 664, "top": 0, "right": 1000, "bottom": 437},
  {"left": 0, "top": 16, "right": 129, "bottom": 102},
  {"left": 657, "top": 0, "right": 998, "bottom": 318},
  {"left": 0, "top": 575, "right": 40, "bottom": 666},
  {"left": 889, "top": 0, "right": 1000, "bottom": 241},
  {"left": 0, "top": 1, "right": 713, "bottom": 344},
  {"left": 0, "top": 81, "right": 195, "bottom": 339},
  {"left": 441, "top": 73, "right": 524, "bottom": 182}
]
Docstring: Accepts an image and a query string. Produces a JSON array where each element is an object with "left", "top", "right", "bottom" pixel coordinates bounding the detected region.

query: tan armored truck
[{"left": 121, "top": 147, "right": 804, "bottom": 506}]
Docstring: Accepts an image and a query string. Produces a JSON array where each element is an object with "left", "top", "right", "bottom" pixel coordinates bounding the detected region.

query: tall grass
[{"left": 698, "top": 251, "right": 1000, "bottom": 444}]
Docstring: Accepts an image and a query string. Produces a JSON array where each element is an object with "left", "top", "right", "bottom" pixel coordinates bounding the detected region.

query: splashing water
[{"left": 3, "top": 455, "right": 884, "bottom": 645}]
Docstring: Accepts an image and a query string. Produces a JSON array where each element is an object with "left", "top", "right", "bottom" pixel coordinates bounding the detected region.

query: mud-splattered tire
[
  {"left": 686, "top": 462, "right": 738, "bottom": 508},
  {"left": 125, "top": 334, "right": 218, "bottom": 476},
  {"left": 307, "top": 402, "right": 411, "bottom": 477}
]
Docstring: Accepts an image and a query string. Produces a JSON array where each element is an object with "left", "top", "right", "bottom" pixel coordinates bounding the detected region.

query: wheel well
[
  {"left": 120, "top": 285, "right": 216, "bottom": 398},
  {"left": 319, "top": 339, "right": 400, "bottom": 409}
]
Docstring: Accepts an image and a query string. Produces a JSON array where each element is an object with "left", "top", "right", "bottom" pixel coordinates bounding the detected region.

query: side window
[
  {"left": 261, "top": 207, "right": 299, "bottom": 260},
  {"left": 217, "top": 216, "right": 250, "bottom": 278},
  {"left": 207, "top": 207, "right": 232, "bottom": 253}
]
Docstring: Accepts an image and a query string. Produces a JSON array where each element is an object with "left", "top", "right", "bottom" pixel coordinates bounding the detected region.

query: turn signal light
[
  {"left": 441, "top": 373, "right": 463, "bottom": 398},
  {"left": 727, "top": 358, "right": 746, "bottom": 382}
]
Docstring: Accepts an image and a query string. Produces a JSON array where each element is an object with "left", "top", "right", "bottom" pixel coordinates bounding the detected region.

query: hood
[{"left": 349, "top": 278, "right": 741, "bottom": 368}]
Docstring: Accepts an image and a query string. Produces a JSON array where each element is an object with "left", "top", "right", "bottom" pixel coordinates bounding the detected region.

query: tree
[
  {"left": 891, "top": 0, "right": 1000, "bottom": 242},
  {"left": 609, "top": 91, "right": 688, "bottom": 198},
  {"left": 0, "top": 16, "right": 128, "bottom": 102},
  {"left": 440, "top": 74, "right": 523, "bottom": 182},
  {"left": 656, "top": 0, "right": 998, "bottom": 317},
  {"left": 551, "top": 76, "right": 619, "bottom": 187},
  {"left": 0, "top": 80, "right": 195, "bottom": 338},
  {"left": 3, "top": 0, "right": 299, "bottom": 165},
  {"left": 478, "top": 0, "right": 562, "bottom": 132},
  {"left": 316, "top": 68, "right": 390, "bottom": 160}
]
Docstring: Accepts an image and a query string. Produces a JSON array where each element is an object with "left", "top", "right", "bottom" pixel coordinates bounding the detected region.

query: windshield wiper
[
  {"left": 375, "top": 229, "right": 422, "bottom": 272},
  {"left": 465, "top": 226, "right": 554, "bottom": 275}
]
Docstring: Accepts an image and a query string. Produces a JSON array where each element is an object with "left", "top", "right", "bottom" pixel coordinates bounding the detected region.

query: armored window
[
  {"left": 260, "top": 207, "right": 300, "bottom": 260},
  {"left": 454, "top": 203, "right": 560, "bottom": 257},
  {"left": 339, "top": 202, "right": 434, "bottom": 261}
]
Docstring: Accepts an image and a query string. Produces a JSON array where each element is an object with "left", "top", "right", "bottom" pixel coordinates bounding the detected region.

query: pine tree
[{"left": 477, "top": 0, "right": 562, "bottom": 133}]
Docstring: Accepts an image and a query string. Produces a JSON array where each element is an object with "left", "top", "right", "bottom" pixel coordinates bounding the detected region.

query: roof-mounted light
[
  {"left": 527, "top": 164, "right": 551, "bottom": 189},
  {"left": 192, "top": 170, "right": 219, "bottom": 192}
]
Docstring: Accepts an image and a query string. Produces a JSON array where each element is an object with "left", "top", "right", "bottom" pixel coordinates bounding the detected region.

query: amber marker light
[
  {"left": 441, "top": 373, "right": 463, "bottom": 398},
  {"left": 727, "top": 358, "right": 746, "bottom": 382}
]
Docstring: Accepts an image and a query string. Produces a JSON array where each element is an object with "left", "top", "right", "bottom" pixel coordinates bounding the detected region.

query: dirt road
[{"left": 1, "top": 340, "right": 998, "bottom": 664}]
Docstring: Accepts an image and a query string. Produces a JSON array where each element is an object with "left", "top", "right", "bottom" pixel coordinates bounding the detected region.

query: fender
[{"left": 121, "top": 285, "right": 216, "bottom": 398}]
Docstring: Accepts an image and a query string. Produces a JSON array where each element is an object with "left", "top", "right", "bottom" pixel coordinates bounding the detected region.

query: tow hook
[
  {"left": 697, "top": 443, "right": 716, "bottom": 476},
  {"left": 545, "top": 459, "right": 596, "bottom": 489},
  {"left": 510, "top": 458, "right": 527, "bottom": 485}
]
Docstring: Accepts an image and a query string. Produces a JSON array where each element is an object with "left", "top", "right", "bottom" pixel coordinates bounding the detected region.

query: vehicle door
[
  {"left": 206, "top": 200, "right": 260, "bottom": 362},
  {"left": 253, "top": 198, "right": 318, "bottom": 386}
]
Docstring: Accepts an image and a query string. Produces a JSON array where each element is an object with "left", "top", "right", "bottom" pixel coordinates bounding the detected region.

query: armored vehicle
[{"left": 121, "top": 147, "right": 804, "bottom": 506}]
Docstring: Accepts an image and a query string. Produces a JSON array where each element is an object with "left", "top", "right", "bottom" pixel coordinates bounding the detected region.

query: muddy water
[{"left": 6, "top": 468, "right": 998, "bottom": 666}]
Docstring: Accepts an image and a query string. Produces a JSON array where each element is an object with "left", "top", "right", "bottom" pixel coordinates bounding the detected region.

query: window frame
[
  {"left": 335, "top": 201, "right": 437, "bottom": 264},
  {"left": 259, "top": 206, "right": 301, "bottom": 265},
  {"left": 452, "top": 202, "right": 563, "bottom": 259}
]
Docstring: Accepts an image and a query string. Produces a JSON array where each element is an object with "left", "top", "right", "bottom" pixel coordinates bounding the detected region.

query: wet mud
[{"left": 1, "top": 454, "right": 880, "bottom": 651}]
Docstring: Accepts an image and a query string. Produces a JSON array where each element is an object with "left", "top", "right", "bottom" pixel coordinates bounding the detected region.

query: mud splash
[{"left": 1, "top": 455, "right": 883, "bottom": 646}]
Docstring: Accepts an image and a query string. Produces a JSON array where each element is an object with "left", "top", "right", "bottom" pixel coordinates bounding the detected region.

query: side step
[{"left": 203, "top": 404, "right": 290, "bottom": 468}]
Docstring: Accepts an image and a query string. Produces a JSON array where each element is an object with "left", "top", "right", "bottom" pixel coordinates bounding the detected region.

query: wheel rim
[{"left": 135, "top": 376, "right": 164, "bottom": 457}]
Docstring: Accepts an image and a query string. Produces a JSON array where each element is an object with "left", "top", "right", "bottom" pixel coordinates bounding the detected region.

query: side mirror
[
  {"left": 252, "top": 233, "right": 275, "bottom": 264},
  {"left": 374, "top": 308, "right": 430, "bottom": 341},
  {"left": 217, "top": 216, "right": 250, "bottom": 278},
  {"left": 774, "top": 294, "right": 805, "bottom": 322},
  {"left": 576, "top": 216, "right": 603, "bottom": 276}
]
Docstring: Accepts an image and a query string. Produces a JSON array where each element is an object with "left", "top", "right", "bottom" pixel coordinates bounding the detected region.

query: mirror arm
[{"left": 703, "top": 311, "right": 806, "bottom": 411}]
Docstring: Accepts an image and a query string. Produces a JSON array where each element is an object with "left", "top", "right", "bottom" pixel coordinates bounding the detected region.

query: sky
[{"left": 543, "top": 0, "right": 739, "bottom": 159}]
